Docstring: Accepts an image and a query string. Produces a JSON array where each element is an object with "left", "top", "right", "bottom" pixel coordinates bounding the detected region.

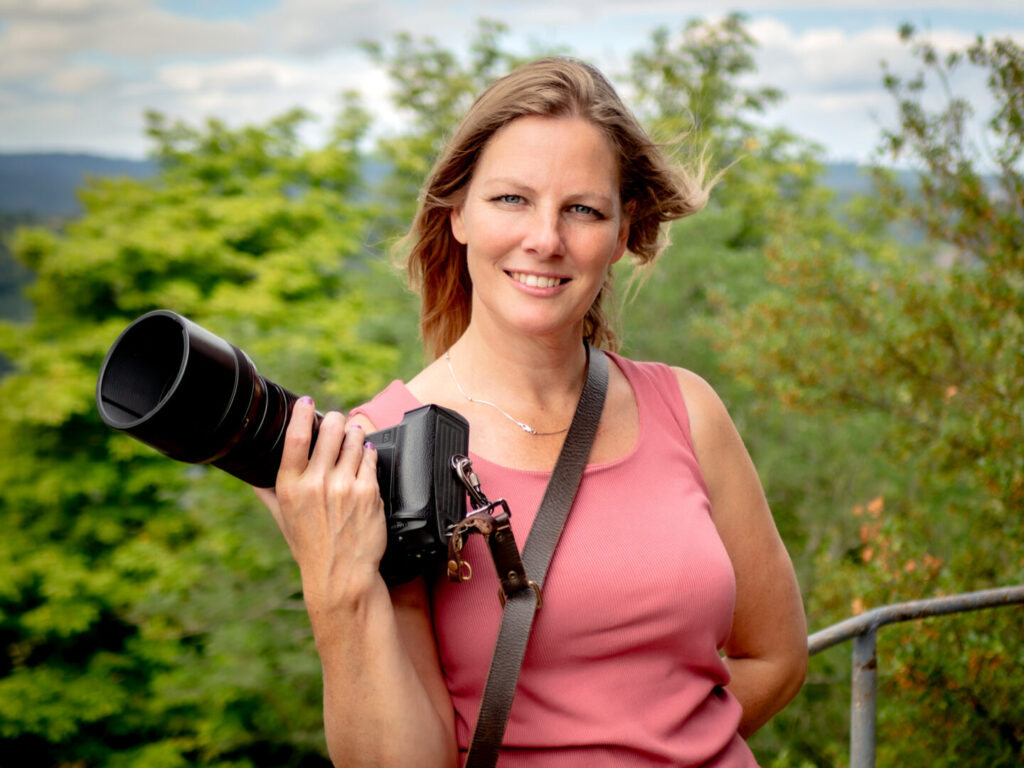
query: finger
[
  {"left": 350, "top": 441, "right": 384, "bottom": 529},
  {"left": 356, "top": 437, "right": 378, "bottom": 480},
  {"left": 307, "top": 410, "right": 346, "bottom": 473},
  {"left": 278, "top": 395, "right": 317, "bottom": 478},
  {"left": 353, "top": 440, "right": 384, "bottom": 511},
  {"left": 335, "top": 422, "right": 367, "bottom": 477}
]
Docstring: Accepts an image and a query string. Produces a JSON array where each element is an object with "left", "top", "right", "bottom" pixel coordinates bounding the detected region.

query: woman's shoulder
[
  {"left": 665, "top": 366, "right": 735, "bottom": 446},
  {"left": 660, "top": 366, "right": 755, "bottom": 507},
  {"left": 348, "top": 379, "right": 423, "bottom": 431},
  {"left": 669, "top": 366, "right": 723, "bottom": 413},
  {"left": 349, "top": 356, "right": 455, "bottom": 431}
]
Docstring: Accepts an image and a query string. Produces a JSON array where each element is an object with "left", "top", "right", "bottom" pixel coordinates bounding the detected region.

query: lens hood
[{"left": 96, "top": 310, "right": 292, "bottom": 486}]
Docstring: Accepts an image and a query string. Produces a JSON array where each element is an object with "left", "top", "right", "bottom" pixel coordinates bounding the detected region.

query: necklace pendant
[{"left": 445, "top": 350, "right": 570, "bottom": 437}]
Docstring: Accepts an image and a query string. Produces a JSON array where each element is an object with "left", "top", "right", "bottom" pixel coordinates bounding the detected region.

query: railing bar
[
  {"left": 808, "top": 585, "right": 1024, "bottom": 656},
  {"left": 806, "top": 584, "right": 1024, "bottom": 768}
]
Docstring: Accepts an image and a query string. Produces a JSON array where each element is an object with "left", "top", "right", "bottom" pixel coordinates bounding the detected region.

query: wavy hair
[{"left": 405, "top": 57, "right": 710, "bottom": 359}]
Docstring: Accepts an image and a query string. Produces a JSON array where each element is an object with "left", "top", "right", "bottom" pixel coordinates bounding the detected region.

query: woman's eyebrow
[
  {"left": 477, "top": 176, "right": 533, "bottom": 190},
  {"left": 480, "top": 177, "right": 616, "bottom": 205}
]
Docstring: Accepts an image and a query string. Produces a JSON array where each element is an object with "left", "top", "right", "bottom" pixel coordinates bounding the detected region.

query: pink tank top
[{"left": 352, "top": 354, "right": 758, "bottom": 767}]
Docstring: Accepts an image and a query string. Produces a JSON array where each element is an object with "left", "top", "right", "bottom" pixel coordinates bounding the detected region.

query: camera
[{"left": 95, "top": 310, "right": 469, "bottom": 585}]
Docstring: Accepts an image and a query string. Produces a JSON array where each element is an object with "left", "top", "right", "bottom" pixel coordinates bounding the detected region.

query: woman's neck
[{"left": 447, "top": 324, "right": 589, "bottom": 410}]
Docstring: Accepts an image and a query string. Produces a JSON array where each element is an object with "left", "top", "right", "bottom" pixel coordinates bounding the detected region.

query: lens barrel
[{"left": 95, "top": 310, "right": 312, "bottom": 488}]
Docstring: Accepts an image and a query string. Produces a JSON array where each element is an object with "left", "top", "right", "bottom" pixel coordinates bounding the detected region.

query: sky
[{"left": 1, "top": 0, "right": 1022, "bottom": 163}]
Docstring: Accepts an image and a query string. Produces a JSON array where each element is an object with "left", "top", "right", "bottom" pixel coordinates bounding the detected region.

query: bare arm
[
  {"left": 675, "top": 369, "right": 808, "bottom": 737},
  {"left": 254, "top": 399, "right": 457, "bottom": 767}
]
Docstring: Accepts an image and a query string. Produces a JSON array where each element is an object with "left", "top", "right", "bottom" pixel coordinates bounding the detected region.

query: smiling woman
[
  {"left": 407, "top": 58, "right": 709, "bottom": 360},
  {"left": 255, "top": 56, "right": 808, "bottom": 768}
]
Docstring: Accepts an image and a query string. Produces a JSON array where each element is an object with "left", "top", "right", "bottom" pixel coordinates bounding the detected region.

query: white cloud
[
  {"left": 159, "top": 58, "right": 302, "bottom": 93},
  {"left": 744, "top": 19, "right": 1013, "bottom": 160},
  {"left": 748, "top": 20, "right": 906, "bottom": 92},
  {"left": 0, "top": 0, "right": 1021, "bottom": 159},
  {"left": 0, "top": 0, "right": 138, "bottom": 18},
  {"left": 601, "top": 0, "right": 1024, "bottom": 10},
  {"left": 0, "top": 1, "right": 259, "bottom": 68},
  {"left": 46, "top": 64, "right": 112, "bottom": 93},
  {"left": 262, "top": 0, "right": 392, "bottom": 54},
  {"left": 147, "top": 52, "right": 395, "bottom": 150}
]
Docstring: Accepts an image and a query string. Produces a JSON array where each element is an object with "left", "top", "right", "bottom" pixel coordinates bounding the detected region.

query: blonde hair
[{"left": 406, "top": 57, "right": 710, "bottom": 359}]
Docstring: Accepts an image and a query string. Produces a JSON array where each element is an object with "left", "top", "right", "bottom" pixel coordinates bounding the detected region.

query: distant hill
[
  {"left": 0, "top": 152, "right": 898, "bottom": 220},
  {"left": 821, "top": 161, "right": 924, "bottom": 202},
  {"left": 0, "top": 153, "right": 156, "bottom": 218},
  {"left": 821, "top": 161, "right": 874, "bottom": 198}
]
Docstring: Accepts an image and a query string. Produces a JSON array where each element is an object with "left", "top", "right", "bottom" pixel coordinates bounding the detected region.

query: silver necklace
[{"left": 445, "top": 351, "right": 570, "bottom": 436}]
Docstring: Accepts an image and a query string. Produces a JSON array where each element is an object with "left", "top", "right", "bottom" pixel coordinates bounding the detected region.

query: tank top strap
[{"left": 608, "top": 353, "right": 699, "bottom": 459}]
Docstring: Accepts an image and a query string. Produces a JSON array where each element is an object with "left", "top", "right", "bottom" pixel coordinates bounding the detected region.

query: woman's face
[{"left": 450, "top": 115, "right": 630, "bottom": 343}]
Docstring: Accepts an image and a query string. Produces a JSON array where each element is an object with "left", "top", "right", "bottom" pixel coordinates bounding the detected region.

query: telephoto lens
[
  {"left": 97, "top": 310, "right": 474, "bottom": 586},
  {"left": 95, "top": 310, "right": 318, "bottom": 488}
]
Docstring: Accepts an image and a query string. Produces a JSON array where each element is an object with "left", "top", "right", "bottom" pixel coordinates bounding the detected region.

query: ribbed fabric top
[{"left": 351, "top": 354, "right": 758, "bottom": 767}]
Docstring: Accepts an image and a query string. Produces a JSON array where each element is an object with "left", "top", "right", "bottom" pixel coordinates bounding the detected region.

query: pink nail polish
[
  {"left": 363, "top": 441, "right": 375, "bottom": 451},
  {"left": 298, "top": 396, "right": 313, "bottom": 405}
]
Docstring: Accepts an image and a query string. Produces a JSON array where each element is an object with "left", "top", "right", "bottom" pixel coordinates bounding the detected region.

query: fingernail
[
  {"left": 352, "top": 424, "right": 363, "bottom": 429},
  {"left": 298, "top": 396, "right": 313, "bottom": 405},
  {"left": 363, "top": 441, "right": 375, "bottom": 451}
]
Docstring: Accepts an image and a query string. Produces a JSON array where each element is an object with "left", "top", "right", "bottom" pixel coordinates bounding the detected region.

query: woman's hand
[
  {"left": 256, "top": 399, "right": 456, "bottom": 766},
  {"left": 254, "top": 396, "right": 387, "bottom": 609}
]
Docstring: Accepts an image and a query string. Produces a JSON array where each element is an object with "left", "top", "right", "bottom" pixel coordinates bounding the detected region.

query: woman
[{"left": 257, "top": 57, "right": 807, "bottom": 767}]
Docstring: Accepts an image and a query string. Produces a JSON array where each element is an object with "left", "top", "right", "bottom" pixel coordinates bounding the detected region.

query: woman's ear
[{"left": 450, "top": 205, "right": 467, "bottom": 245}]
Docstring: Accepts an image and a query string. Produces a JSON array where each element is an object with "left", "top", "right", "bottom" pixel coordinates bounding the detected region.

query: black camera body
[
  {"left": 369, "top": 404, "right": 470, "bottom": 585},
  {"left": 95, "top": 310, "right": 469, "bottom": 586}
]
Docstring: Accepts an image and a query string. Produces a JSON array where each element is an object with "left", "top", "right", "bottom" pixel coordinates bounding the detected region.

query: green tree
[
  {"left": 0, "top": 104, "right": 400, "bottom": 766},
  {"left": 717, "top": 28, "right": 1024, "bottom": 766},
  {"left": 629, "top": 13, "right": 783, "bottom": 152}
]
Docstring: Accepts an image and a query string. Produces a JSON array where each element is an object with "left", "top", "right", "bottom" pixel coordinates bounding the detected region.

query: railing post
[
  {"left": 850, "top": 629, "right": 877, "bottom": 768},
  {"left": 808, "top": 586, "right": 1024, "bottom": 767}
]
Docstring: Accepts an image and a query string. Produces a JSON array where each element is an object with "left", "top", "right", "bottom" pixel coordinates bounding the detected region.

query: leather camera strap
[{"left": 464, "top": 344, "right": 609, "bottom": 768}]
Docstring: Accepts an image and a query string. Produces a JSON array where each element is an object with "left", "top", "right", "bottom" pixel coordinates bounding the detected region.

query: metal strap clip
[{"left": 448, "top": 455, "right": 538, "bottom": 607}]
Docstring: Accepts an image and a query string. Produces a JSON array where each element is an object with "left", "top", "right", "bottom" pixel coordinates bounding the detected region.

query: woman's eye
[
  {"left": 569, "top": 204, "right": 602, "bottom": 218},
  {"left": 495, "top": 194, "right": 524, "bottom": 205}
]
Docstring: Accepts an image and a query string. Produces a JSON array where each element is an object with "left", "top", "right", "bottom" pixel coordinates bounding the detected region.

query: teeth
[{"left": 511, "top": 272, "right": 562, "bottom": 289}]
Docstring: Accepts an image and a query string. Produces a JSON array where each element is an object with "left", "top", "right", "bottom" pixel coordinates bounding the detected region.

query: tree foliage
[
  {"left": 715, "top": 28, "right": 1024, "bottom": 766},
  {"left": 629, "top": 13, "right": 784, "bottom": 152},
  {"left": 0, "top": 105, "right": 398, "bottom": 766}
]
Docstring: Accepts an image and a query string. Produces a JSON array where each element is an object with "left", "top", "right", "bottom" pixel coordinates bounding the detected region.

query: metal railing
[{"left": 806, "top": 584, "right": 1024, "bottom": 768}]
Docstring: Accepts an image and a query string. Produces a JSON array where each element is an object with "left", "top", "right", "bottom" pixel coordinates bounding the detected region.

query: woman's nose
[{"left": 520, "top": 209, "right": 562, "bottom": 257}]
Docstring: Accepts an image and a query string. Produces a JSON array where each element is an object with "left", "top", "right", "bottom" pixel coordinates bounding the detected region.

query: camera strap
[{"left": 454, "top": 344, "right": 610, "bottom": 768}]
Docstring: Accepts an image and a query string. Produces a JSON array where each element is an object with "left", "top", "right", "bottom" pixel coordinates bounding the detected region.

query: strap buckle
[
  {"left": 449, "top": 455, "right": 537, "bottom": 608},
  {"left": 498, "top": 579, "right": 542, "bottom": 609}
]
